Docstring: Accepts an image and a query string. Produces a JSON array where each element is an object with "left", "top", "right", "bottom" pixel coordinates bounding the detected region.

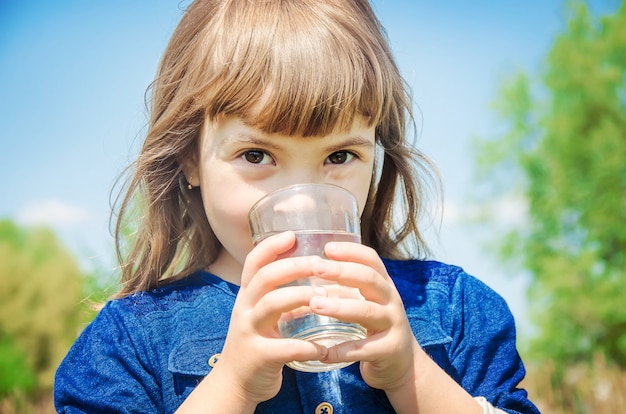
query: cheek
[
  {"left": 350, "top": 168, "right": 375, "bottom": 217},
  {"left": 200, "top": 185, "right": 260, "bottom": 254}
]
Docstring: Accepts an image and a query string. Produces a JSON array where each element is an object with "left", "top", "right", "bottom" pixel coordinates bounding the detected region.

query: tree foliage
[
  {"left": 474, "top": 1, "right": 626, "bottom": 366},
  {"left": 0, "top": 219, "right": 90, "bottom": 394},
  {"left": 0, "top": 332, "right": 36, "bottom": 396}
]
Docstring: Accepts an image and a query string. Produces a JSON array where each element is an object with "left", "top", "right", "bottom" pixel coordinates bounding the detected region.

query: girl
[{"left": 55, "top": 0, "right": 539, "bottom": 413}]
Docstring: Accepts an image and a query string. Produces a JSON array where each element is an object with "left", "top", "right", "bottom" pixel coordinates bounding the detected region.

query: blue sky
[{"left": 0, "top": 0, "right": 620, "bottom": 334}]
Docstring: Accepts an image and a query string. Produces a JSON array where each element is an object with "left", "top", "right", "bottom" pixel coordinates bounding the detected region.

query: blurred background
[{"left": 1, "top": 0, "right": 625, "bottom": 412}]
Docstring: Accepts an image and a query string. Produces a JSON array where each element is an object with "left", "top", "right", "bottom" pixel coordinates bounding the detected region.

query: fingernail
[
  {"left": 312, "top": 286, "right": 327, "bottom": 297},
  {"left": 319, "top": 345, "right": 329, "bottom": 361},
  {"left": 310, "top": 295, "right": 328, "bottom": 310},
  {"left": 280, "top": 230, "right": 294, "bottom": 240},
  {"left": 324, "top": 242, "right": 338, "bottom": 254},
  {"left": 311, "top": 257, "right": 327, "bottom": 274}
]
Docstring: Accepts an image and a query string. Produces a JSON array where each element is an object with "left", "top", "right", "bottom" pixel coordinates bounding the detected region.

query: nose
[{"left": 281, "top": 168, "right": 325, "bottom": 187}]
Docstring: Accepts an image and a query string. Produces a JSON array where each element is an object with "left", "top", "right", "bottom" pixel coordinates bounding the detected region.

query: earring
[{"left": 187, "top": 177, "right": 193, "bottom": 190}]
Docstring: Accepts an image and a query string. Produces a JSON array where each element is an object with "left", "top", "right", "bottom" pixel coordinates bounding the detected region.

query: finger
[
  {"left": 241, "top": 231, "right": 296, "bottom": 288},
  {"left": 308, "top": 295, "right": 389, "bottom": 332},
  {"left": 262, "top": 338, "right": 329, "bottom": 366},
  {"left": 321, "top": 331, "right": 392, "bottom": 364},
  {"left": 323, "top": 242, "right": 389, "bottom": 278},
  {"left": 244, "top": 255, "right": 326, "bottom": 304},
  {"left": 251, "top": 284, "right": 327, "bottom": 334},
  {"left": 310, "top": 258, "right": 392, "bottom": 304}
]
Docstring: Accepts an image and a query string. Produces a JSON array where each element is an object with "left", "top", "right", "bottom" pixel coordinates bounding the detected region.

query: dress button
[
  {"left": 315, "top": 401, "right": 333, "bottom": 414},
  {"left": 208, "top": 353, "right": 221, "bottom": 367}
]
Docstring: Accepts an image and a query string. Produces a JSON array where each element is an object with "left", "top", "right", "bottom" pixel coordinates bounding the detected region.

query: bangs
[{"left": 194, "top": 0, "right": 394, "bottom": 137}]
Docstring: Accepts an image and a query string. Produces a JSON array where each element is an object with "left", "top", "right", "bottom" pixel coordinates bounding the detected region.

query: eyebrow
[
  {"left": 223, "top": 133, "right": 374, "bottom": 152},
  {"left": 323, "top": 136, "right": 375, "bottom": 153},
  {"left": 222, "top": 133, "right": 283, "bottom": 150}
]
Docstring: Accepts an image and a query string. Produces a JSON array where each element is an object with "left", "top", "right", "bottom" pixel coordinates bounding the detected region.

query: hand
[
  {"left": 211, "top": 231, "right": 329, "bottom": 404},
  {"left": 308, "top": 241, "right": 421, "bottom": 392}
]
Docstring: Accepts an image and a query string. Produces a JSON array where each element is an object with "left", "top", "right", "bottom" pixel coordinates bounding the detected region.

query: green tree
[
  {"left": 0, "top": 219, "right": 88, "bottom": 394},
  {"left": 0, "top": 333, "right": 36, "bottom": 396},
  {"left": 473, "top": 1, "right": 626, "bottom": 366}
]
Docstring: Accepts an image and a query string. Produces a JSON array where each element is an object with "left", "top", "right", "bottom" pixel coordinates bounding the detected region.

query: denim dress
[{"left": 54, "top": 259, "right": 540, "bottom": 413}]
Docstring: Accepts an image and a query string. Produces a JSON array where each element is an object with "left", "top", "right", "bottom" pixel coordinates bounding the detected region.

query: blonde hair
[{"left": 114, "top": 0, "right": 440, "bottom": 297}]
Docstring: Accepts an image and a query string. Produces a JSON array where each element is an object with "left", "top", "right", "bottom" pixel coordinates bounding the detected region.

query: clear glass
[{"left": 248, "top": 183, "right": 367, "bottom": 372}]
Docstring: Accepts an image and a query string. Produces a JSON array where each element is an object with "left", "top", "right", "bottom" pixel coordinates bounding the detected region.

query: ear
[{"left": 179, "top": 154, "right": 201, "bottom": 188}]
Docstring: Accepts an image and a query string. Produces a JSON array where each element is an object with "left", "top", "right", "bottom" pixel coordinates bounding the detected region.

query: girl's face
[{"left": 186, "top": 114, "right": 376, "bottom": 284}]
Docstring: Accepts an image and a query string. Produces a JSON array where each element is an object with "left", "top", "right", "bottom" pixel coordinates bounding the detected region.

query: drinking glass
[{"left": 248, "top": 183, "right": 367, "bottom": 372}]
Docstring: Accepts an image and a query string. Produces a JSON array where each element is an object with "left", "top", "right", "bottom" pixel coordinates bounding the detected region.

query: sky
[{"left": 0, "top": 0, "right": 620, "bottom": 336}]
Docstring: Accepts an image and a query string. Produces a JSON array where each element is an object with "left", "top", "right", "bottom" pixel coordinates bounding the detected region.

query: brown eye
[
  {"left": 243, "top": 150, "right": 270, "bottom": 164},
  {"left": 326, "top": 151, "right": 354, "bottom": 165}
]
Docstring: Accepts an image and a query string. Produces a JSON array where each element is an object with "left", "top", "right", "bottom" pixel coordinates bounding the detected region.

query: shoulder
[
  {"left": 55, "top": 271, "right": 237, "bottom": 412},
  {"left": 383, "top": 259, "right": 537, "bottom": 412},
  {"left": 382, "top": 258, "right": 466, "bottom": 287},
  {"left": 83, "top": 270, "right": 238, "bottom": 355},
  {"left": 382, "top": 258, "right": 514, "bottom": 344},
  {"left": 107, "top": 270, "right": 238, "bottom": 320},
  {"left": 382, "top": 258, "right": 507, "bottom": 309}
]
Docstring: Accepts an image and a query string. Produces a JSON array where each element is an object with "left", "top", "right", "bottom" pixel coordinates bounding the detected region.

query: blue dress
[{"left": 54, "top": 259, "right": 540, "bottom": 413}]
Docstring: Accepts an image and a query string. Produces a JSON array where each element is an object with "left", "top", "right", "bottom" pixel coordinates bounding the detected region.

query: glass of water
[{"left": 248, "top": 183, "right": 367, "bottom": 372}]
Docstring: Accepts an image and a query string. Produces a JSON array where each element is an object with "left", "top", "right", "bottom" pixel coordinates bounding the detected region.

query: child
[{"left": 55, "top": 0, "right": 539, "bottom": 413}]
